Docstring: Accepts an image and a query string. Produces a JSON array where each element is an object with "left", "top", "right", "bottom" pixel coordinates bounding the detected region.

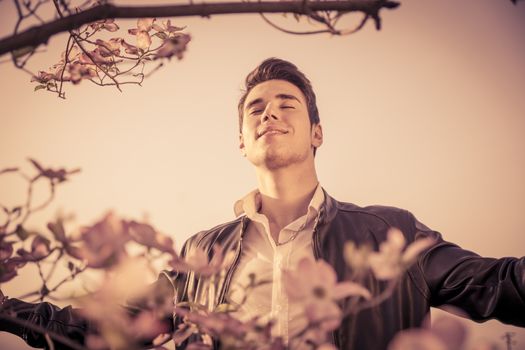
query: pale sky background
[{"left": 0, "top": 0, "right": 524, "bottom": 349}]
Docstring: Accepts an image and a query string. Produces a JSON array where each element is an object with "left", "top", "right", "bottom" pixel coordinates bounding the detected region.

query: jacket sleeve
[
  {"left": 0, "top": 272, "right": 176, "bottom": 350},
  {"left": 410, "top": 212, "right": 525, "bottom": 326}
]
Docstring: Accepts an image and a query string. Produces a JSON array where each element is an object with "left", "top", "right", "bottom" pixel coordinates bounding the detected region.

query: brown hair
[{"left": 237, "top": 58, "right": 320, "bottom": 133}]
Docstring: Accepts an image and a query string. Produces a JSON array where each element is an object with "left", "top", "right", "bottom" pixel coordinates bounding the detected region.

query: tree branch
[{"left": 0, "top": 0, "right": 400, "bottom": 56}]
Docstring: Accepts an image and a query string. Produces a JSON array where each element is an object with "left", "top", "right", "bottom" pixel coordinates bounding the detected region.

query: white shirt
[{"left": 228, "top": 184, "right": 325, "bottom": 345}]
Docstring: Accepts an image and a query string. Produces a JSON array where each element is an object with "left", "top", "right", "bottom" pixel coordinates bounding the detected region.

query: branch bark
[{"left": 0, "top": 0, "right": 400, "bottom": 56}]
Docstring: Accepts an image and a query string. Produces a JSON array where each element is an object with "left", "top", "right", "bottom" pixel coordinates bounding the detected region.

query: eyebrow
[{"left": 245, "top": 93, "right": 302, "bottom": 111}]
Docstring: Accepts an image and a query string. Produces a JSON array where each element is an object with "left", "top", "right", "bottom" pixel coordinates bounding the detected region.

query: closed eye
[
  {"left": 280, "top": 106, "right": 295, "bottom": 109},
  {"left": 249, "top": 109, "right": 263, "bottom": 116}
]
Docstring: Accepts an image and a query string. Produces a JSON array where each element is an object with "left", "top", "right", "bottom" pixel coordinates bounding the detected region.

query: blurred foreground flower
[
  {"left": 170, "top": 245, "right": 235, "bottom": 277},
  {"left": 284, "top": 258, "right": 371, "bottom": 343},
  {"left": 65, "top": 211, "right": 129, "bottom": 269},
  {"left": 388, "top": 313, "right": 469, "bottom": 350},
  {"left": 78, "top": 258, "right": 170, "bottom": 350},
  {"left": 345, "top": 228, "right": 436, "bottom": 280}
]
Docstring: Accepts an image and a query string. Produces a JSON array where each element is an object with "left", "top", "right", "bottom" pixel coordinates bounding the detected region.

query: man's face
[{"left": 239, "top": 79, "right": 323, "bottom": 170}]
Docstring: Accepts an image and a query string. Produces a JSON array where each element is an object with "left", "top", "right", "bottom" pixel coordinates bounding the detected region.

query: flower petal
[
  {"left": 136, "top": 31, "right": 152, "bottom": 50},
  {"left": 402, "top": 237, "right": 436, "bottom": 265}
]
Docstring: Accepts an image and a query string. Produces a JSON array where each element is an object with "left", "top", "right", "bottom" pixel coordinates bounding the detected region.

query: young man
[{"left": 1, "top": 58, "right": 524, "bottom": 349}]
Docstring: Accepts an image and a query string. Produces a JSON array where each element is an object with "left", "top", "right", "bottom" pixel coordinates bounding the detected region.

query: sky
[{"left": 1, "top": 0, "right": 524, "bottom": 349}]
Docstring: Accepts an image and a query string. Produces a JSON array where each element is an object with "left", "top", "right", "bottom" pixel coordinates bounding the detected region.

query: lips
[{"left": 257, "top": 126, "right": 288, "bottom": 139}]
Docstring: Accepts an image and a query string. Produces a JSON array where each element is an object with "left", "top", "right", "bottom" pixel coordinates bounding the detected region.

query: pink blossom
[
  {"left": 155, "top": 34, "right": 191, "bottom": 60},
  {"left": 78, "top": 259, "right": 169, "bottom": 349},
  {"left": 284, "top": 258, "right": 372, "bottom": 303},
  {"left": 30, "top": 71, "right": 57, "bottom": 84},
  {"left": 431, "top": 314, "right": 467, "bottom": 350},
  {"left": 136, "top": 31, "right": 152, "bottom": 51},
  {"left": 128, "top": 18, "right": 155, "bottom": 51},
  {"left": 127, "top": 220, "right": 175, "bottom": 253},
  {"left": 121, "top": 40, "right": 139, "bottom": 55},
  {"left": 66, "top": 211, "right": 129, "bottom": 268},
  {"left": 16, "top": 235, "right": 52, "bottom": 261},
  {"left": 95, "top": 38, "right": 121, "bottom": 57},
  {"left": 368, "top": 228, "right": 436, "bottom": 280},
  {"left": 170, "top": 244, "right": 235, "bottom": 277},
  {"left": 174, "top": 307, "right": 262, "bottom": 348},
  {"left": 152, "top": 20, "right": 185, "bottom": 33},
  {"left": 137, "top": 18, "right": 155, "bottom": 32},
  {"left": 388, "top": 328, "right": 448, "bottom": 350},
  {"left": 68, "top": 62, "right": 97, "bottom": 84},
  {"left": 284, "top": 258, "right": 371, "bottom": 340},
  {"left": 89, "top": 19, "right": 119, "bottom": 32}
]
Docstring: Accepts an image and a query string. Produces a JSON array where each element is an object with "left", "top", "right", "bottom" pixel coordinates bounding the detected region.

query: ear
[
  {"left": 311, "top": 123, "right": 323, "bottom": 148},
  {"left": 239, "top": 133, "right": 247, "bottom": 157}
]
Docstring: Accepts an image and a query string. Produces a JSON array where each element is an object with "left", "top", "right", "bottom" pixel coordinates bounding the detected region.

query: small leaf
[{"left": 34, "top": 84, "right": 47, "bottom": 92}]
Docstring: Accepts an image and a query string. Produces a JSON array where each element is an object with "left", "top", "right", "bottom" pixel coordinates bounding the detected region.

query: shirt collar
[{"left": 234, "top": 183, "right": 325, "bottom": 219}]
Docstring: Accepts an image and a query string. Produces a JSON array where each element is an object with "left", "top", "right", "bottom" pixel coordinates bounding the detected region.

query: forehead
[{"left": 244, "top": 79, "right": 306, "bottom": 109}]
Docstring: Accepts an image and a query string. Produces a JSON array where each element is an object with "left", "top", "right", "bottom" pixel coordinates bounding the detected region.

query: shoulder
[
  {"left": 328, "top": 195, "right": 432, "bottom": 243},
  {"left": 335, "top": 199, "right": 413, "bottom": 227}
]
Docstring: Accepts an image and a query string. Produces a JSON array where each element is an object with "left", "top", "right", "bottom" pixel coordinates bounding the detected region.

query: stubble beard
[{"left": 251, "top": 143, "right": 310, "bottom": 171}]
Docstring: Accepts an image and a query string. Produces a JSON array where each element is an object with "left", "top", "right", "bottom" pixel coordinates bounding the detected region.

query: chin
[{"left": 260, "top": 151, "right": 309, "bottom": 170}]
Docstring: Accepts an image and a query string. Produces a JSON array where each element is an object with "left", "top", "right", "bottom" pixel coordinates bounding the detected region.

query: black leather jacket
[{"left": 2, "top": 191, "right": 525, "bottom": 349}]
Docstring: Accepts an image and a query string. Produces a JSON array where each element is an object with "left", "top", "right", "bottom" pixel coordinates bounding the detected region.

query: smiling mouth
[{"left": 257, "top": 129, "right": 288, "bottom": 139}]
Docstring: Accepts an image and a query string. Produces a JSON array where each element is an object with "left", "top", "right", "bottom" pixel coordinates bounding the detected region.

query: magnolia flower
[
  {"left": 174, "top": 307, "right": 263, "bottom": 349},
  {"left": 68, "top": 62, "right": 97, "bottom": 84},
  {"left": 343, "top": 241, "right": 372, "bottom": 277},
  {"left": 127, "top": 220, "right": 175, "bottom": 253},
  {"left": 77, "top": 258, "right": 169, "bottom": 349},
  {"left": 89, "top": 19, "right": 119, "bottom": 32},
  {"left": 170, "top": 244, "right": 235, "bottom": 277},
  {"left": 284, "top": 258, "right": 371, "bottom": 337},
  {"left": 345, "top": 228, "right": 437, "bottom": 281},
  {"left": 30, "top": 71, "right": 57, "bottom": 84},
  {"left": 155, "top": 34, "right": 191, "bottom": 60},
  {"left": 152, "top": 19, "right": 185, "bottom": 34},
  {"left": 121, "top": 39, "right": 140, "bottom": 55},
  {"left": 16, "top": 235, "right": 52, "bottom": 261},
  {"left": 388, "top": 312, "right": 468, "bottom": 350},
  {"left": 129, "top": 18, "right": 155, "bottom": 51},
  {"left": 95, "top": 38, "right": 121, "bottom": 57},
  {"left": 285, "top": 258, "right": 372, "bottom": 304},
  {"left": 368, "top": 228, "right": 436, "bottom": 280},
  {"left": 388, "top": 328, "right": 448, "bottom": 350},
  {"left": 66, "top": 211, "right": 129, "bottom": 268}
]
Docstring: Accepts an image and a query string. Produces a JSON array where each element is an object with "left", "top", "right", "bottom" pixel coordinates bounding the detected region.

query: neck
[{"left": 255, "top": 162, "right": 319, "bottom": 230}]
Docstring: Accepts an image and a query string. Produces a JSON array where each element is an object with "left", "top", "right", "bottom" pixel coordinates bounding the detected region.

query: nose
[{"left": 261, "top": 102, "right": 278, "bottom": 123}]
